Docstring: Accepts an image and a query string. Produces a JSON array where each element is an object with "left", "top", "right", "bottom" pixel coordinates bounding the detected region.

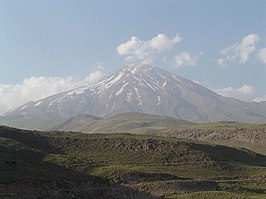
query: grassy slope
[
  {"left": 53, "top": 112, "right": 192, "bottom": 133},
  {"left": 50, "top": 114, "right": 102, "bottom": 132},
  {"left": 0, "top": 126, "right": 156, "bottom": 199},
  {"left": 171, "top": 191, "right": 254, "bottom": 199},
  {"left": 53, "top": 113, "right": 266, "bottom": 156},
  {"left": 0, "top": 125, "right": 266, "bottom": 198}
]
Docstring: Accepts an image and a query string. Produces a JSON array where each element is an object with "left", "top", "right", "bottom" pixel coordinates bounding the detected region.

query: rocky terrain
[
  {"left": 163, "top": 122, "right": 266, "bottom": 155},
  {"left": 0, "top": 125, "right": 266, "bottom": 198}
]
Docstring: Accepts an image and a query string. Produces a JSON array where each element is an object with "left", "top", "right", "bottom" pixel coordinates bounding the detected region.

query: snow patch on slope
[
  {"left": 34, "top": 101, "right": 43, "bottom": 106},
  {"left": 126, "top": 90, "right": 132, "bottom": 103},
  {"left": 116, "top": 83, "right": 129, "bottom": 96},
  {"left": 134, "top": 87, "right": 142, "bottom": 106},
  {"left": 156, "top": 96, "right": 161, "bottom": 105}
]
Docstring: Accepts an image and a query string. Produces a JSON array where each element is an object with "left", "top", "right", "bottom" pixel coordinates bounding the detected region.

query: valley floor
[{"left": 0, "top": 125, "right": 265, "bottom": 198}]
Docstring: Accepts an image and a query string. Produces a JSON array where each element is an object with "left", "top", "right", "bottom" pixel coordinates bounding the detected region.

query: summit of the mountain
[
  {"left": 123, "top": 63, "right": 153, "bottom": 74},
  {"left": 1, "top": 64, "right": 266, "bottom": 130}
]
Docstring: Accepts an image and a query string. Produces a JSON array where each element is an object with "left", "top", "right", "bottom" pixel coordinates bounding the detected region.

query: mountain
[{"left": 1, "top": 64, "right": 266, "bottom": 130}]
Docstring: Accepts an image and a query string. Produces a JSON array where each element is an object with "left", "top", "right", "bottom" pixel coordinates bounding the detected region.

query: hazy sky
[{"left": 0, "top": 0, "right": 265, "bottom": 114}]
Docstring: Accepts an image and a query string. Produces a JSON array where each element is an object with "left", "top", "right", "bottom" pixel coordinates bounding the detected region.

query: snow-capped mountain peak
[
  {"left": 2, "top": 64, "right": 266, "bottom": 127},
  {"left": 123, "top": 63, "right": 153, "bottom": 75}
]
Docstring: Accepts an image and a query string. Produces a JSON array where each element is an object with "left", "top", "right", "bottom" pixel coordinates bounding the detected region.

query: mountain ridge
[
  {"left": 1, "top": 64, "right": 265, "bottom": 130},
  {"left": 50, "top": 112, "right": 192, "bottom": 133}
]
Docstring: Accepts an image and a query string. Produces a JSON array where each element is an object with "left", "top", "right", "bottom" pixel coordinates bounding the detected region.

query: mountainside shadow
[
  {"left": 0, "top": 126, "right": 159, "bottom": 199},
  {"left": 0, "top": 126, "right": 64, "bottom": 154},
  {"left": 190, "top": 142, "right": 266, "bottom": 167}
]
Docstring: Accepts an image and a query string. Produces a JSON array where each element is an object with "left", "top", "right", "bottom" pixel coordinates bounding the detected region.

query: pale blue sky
[{"left": 0, "top": 0, "right": 265, "bottom": 113}]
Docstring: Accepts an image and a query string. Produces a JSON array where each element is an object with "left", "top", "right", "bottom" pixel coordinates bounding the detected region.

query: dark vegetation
[
  {"left": 51, "top": 113, "right": 266, "bottom": 156},
  {"left": 0, "top": 125, "right": 266, "bottom": 198}
]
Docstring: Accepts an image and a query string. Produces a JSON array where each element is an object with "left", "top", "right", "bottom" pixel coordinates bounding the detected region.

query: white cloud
[
  {"left": 85, "top": 70, "right": 105, "bottom": 84},
  {"left": 84, "top": 63, "right": 106, "bottom": 84},
  {"left": 150, "top": 33, "right": 182, "bottom": 51},
  {"left": 116, "top": 33, "right": 182, "bottom": 64},
  {"left": 0, "top": 67, "right": 105, "bottom": 114},
  {"left": 253, "top": 95, "right": 266, "bottom": 102},
  {"left": 212, "top": 85, "right": 255, "bottom": 101},
  {"left": 256, "top": 48, "right": 266, "bottom": 64},
  {"left": 217, "top": 33, "right": 260, "bottom": 65},
  {"left": 174, "top": 52, "right": 201, "bottom": 68}
]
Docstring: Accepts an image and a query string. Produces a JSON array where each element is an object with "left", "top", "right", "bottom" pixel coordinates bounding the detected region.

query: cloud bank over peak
[
  {"left": 150, "top": 33, "right": 182, "bottom": 51},
  {"left": 217, "top": 33, "right": 260, "bottom": 65},
  {"left": 257, "top": 48, "right": 266, "bottom": 64},
  {"left": 0, "top": 66, "right": 105, "bottom": 114},
  {"left": 212, "top": 85, "right": 256, "bottom": 101},
  {"left": 116, "top": 33, "right": 182, "bottom": 64},
  {"left": 174, "top": 52, "right": 202, "bottom": 68}
]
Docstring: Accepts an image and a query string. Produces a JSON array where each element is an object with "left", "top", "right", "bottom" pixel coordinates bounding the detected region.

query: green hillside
[
  {"left": 0, "top": 125, "right": 265, "bottom": 198},
  {"left": 53, "top": 113, "right": 266, "bottom": 156},
  {"left": 53, "top": 112, "right": 192, "bottom": 133}
]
